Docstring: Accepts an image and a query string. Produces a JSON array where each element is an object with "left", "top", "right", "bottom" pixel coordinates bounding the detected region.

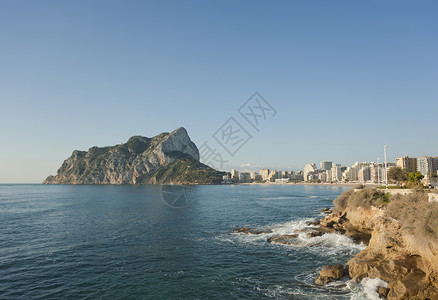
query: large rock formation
[
  {"left": 321, "top": 189, "right": 438, "bottom": 299},
  {"left": 347, "top": 215, "right": 438, "bottom": 299},
  {"left": 43, "top": 127, "right": 224, "bottom": 184}
]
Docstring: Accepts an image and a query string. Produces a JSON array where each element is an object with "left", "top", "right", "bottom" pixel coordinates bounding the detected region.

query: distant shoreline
[{"left": 236, "top": 182, "right": 371, "bottom": 187}]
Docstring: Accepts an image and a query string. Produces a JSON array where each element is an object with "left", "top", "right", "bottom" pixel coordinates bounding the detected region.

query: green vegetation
[
  {"left": 408, "top": 172, "right": 424, "bottom": 188},
  {"left": 150, "top": 155, "right": 225, "bottom": 184},
  {"left": 387, "top": 167, "right": 424, "bottom": 188},
  {"left": 126, "top": 136, "right": 150, "bottom": 154},
  {"left": 388, "top": 167, "right": 409, "bottom": 183}
]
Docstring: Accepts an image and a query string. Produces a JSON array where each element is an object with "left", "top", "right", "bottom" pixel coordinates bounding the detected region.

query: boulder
[
  {"left": 234, "top": 227, "right": 272, "bottom": 234},
  {"left": 377, "top": 286, "right": 390, "bottom": 299},
  {"left": 307, "top": 231, "right": 323, "bottom": 238},
  {"left": 267, "top": 234, "right": 299, "bottom": 245},
  {"left": 306, "top": 220, "right": 320, "bottom": 226},
  {"left": 320, "top": 264, "right": 344, "bottom": 280},
  {"left": 315, "top": 264, "right": 344, "bottom": 285}
]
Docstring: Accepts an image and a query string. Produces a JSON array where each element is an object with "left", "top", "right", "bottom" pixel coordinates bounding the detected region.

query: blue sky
[{"left": 1, "top": 0, "right": 437, "bottom": 183}]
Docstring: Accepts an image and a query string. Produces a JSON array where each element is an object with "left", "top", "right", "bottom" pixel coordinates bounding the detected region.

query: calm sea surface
[{"left": 0, "top": 184, "right": 381, "bottom": 299}]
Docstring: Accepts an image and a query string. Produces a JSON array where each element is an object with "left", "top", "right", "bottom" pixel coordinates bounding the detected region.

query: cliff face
[
  {"left": 347, "top": 215, "right": 438, "bottom": 299},
  {"left": 328, "top": 190, "right": 438, "bottom": 299},
  {"left": 44, "top": 127, "right": 224, "bottom": 184}
]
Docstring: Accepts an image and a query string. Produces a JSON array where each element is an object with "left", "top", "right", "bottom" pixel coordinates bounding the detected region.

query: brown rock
[
  {"left": 314, "top": 276, "right": 332, "bottom": 285},
  {"left": 306, "top": 220, "right": 320, "bottom": 226},
  {"left": 314, "top": 264, "right": 345, "bottom": 285},
  {"left": 320, "top": 208, "right": 333, "bottom": 214},
  {"left": 307, "top": 231, "right": 323, "bottom": 238},
  {"left": 234, "top": 227, "right": 272, "bottom": 234},
  {"left": 320, "top": 219, "right": 336, "bottom": 228},
  {"left": 267, "top": 234, "right": 299, "bottom": 245},
  {"left": 319, "top": 264, "right": 344, "bottom": 280},
  {"left": 377, "top": 286, "right": 389, "bottom": 299}
]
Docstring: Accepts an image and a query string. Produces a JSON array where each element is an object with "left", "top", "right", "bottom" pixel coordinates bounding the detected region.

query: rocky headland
[
  {"left": 315, "top": 188, "right": 438, "bottom": 299},
  {"left": 43, "top": 127, "right": 225, "bottom": 184},
  {"left": 233, "top": 188, "right": 438, "bottom": 299}
]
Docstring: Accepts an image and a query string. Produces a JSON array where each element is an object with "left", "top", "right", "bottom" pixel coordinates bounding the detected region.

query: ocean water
[{"left": 0, "top": 184, "right": 381, "bottom": 299}]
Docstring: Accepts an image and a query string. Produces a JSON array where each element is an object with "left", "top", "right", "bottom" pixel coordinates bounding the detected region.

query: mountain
[{"left": 43, "top": 127, "right": 225, "bottom": 184}]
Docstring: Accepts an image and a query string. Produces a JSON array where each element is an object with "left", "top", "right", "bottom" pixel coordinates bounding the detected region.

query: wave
[
  {"left": 264, "top": 276, "right": 386, "bottom": 299},
  {"left": 349, "top": 277, "right": 388, "bottom": 300},
  {"left": 221, "top": 218, "right": 365, "bottom": 257}
]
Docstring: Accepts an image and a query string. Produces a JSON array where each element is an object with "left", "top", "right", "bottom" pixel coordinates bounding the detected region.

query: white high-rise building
[
  {"left": 417, "top": 156, "right": 435, "bottom": 178},
  {"left": 331, "top": 165, "right": 342, "bottom": 182},
  {"left": 259, "top": 169, "right": 270, "bottom": 181},
  {"left": 320, "top": 161, "right": 333, "bottom": 171},
  {"left": 303, "top": 163, "right": 317, "bottom": 182}
]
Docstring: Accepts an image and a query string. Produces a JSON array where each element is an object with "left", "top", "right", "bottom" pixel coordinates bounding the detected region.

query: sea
[{"left": 0, "top": 184, "right": 386, "bottom": 299}]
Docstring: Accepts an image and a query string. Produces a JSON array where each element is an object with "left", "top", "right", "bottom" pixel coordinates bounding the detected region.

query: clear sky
[{"left": 1, "top": 0, "right": 437, "bottom": 183}]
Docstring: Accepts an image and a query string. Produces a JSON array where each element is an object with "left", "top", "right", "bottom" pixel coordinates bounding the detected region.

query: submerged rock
[
  {"left": 306, "top": 231, "right": 323, "bottom": 238},
  {"left": 267, "top": 234, "right": 299, "bottom": 245},
  {"left": 233, "top": 227, "right": 272, "bottom": 235}
]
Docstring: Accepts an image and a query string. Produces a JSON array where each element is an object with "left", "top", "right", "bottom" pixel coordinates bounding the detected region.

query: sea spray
[{"left": 349, "top": 277, "right": 388, "bottom": 300}]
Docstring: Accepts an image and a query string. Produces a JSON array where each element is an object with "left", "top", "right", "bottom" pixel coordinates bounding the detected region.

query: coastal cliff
[
  {"left": 320, "top": 188, "right": 438, "bottom": 299},
  {"left": 43, "top": 127, "right": 224, "bottom": 184}
]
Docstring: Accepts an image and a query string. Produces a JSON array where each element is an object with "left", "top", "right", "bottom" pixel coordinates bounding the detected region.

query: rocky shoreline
[
  {"left": 233, "top": 189, "right": 438, "bottom": 299},
  {"left": 318, "top": 197, "right": 438, "bottom": 300}
]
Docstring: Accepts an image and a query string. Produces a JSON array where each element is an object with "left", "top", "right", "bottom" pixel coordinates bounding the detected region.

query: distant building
[
  {"left": 358, "top": 166, "right": 371, "bottom": 182},
  {"left": 320, "top": 161, "right": 332, "bottom": 171},
  {"left": 331, "top": 165, "right": 342, "bottom": 182},
  {"left": 290, "top": 173, "right": 304, "bottom": 182},
  {"left": 417, "top": 156, "right": 436, "bottom": 178},
  {"left": 318, "top": 171, "right": 327, "bottom": 182},
  {"left": 259, "top": 169, "right": 270, "bottom": 181},
  {"left": 303, "top": 163, "right": 317, "bottom": 182},
  {"left": 231, "top": 169, "right": 239, "bottom": 180},
  {"left": 239, "top": 172, "right": 251, "bottom": 183},
  {"left": 275, "top": 178, "right": 290, "bottom": 184},
  {"left": 253, "top": 174, "right": 263, "bottom": 182},
  {"left": 396, "top": 156, "right": 417, "bottom": 173},
  {"left": 221, "top": 173, "right": 232, "bottom": 184},
  {"left": 268, "top": 170, "right": 279, "bottom": 182}
]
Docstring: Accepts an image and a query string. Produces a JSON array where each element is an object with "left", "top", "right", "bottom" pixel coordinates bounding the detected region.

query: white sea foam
[
  {"left": 267, "top": 218, "right": 366, "bottom": 255},
  {"left": 349, "top": 277, "right": 388, "bottom": 300},
  {"left": 222, "top": 217, "right": 366, "bottom": 257}
]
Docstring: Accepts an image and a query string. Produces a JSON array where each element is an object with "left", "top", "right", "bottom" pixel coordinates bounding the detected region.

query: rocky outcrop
[
  {"left": 319, "top": 189, "right": 438, "bottom": 299},
  {"left": 347, "top": 216, "right": 438, "bottom": 299},
  {"left": 44, "top": 127, "right": 225, "bottom": 184}
]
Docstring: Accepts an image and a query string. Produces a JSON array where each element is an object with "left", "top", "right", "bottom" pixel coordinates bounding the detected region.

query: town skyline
[{"left": 225, "top": 153, "right": 438, "bottom": 185}]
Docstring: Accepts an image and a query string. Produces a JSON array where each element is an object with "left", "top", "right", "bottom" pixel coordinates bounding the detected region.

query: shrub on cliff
[
  {"left": 385, "top": 192, "right": 438, "bottom": 238},
  {"left": 334, "top": 190, "right": 353, "bottom": 211},
  {"left": 334, "top": 188, "right": 389, "bottom": 212}
]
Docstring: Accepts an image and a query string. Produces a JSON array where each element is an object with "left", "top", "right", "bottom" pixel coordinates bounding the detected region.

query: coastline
[
  {"left": 313, "top": 188, "right": 438, "bottom": 299},
  {"left": 237, "top": 182, "right": 363, "bottom": 187}
]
